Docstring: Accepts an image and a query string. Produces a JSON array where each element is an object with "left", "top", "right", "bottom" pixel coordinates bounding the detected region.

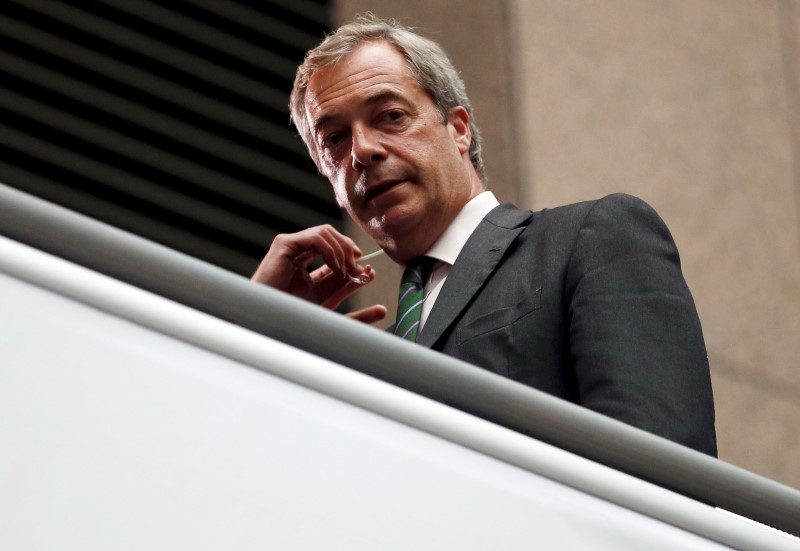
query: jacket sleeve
[{"left": 565, "top": 193, "right": 717, "bottom": 456}]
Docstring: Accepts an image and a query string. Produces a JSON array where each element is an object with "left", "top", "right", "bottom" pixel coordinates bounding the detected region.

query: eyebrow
[{"left": 313, "top": 89, "right": 408, "bottom": 138}]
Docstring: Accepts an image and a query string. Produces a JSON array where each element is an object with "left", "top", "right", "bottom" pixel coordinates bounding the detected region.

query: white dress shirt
[{"left": 416, "top": 191, "right": 500, "bottom": 330}]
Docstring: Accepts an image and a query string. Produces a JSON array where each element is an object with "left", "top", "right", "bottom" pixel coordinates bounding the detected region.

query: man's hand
[{"left": 252, "top": 225, "right": 387, "bottom": 324}]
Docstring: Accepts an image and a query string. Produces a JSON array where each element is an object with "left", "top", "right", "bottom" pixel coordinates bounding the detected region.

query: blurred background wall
[{"left": 1, "top": 0, "right": 797, "bottom": 490}]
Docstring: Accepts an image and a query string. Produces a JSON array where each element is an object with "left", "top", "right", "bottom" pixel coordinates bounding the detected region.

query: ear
[{"left": 447, "top": 106, "right": 471, "bottom": 156}]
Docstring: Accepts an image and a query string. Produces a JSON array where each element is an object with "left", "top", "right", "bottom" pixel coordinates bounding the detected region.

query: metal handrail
[{"left": 1, "top": 181, "right": 798, "bottom": 536}]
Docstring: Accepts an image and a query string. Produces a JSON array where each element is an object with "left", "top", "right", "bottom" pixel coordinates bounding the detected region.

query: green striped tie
[{"left": 394, "top": 257, "right": 435, "bottom": 341}]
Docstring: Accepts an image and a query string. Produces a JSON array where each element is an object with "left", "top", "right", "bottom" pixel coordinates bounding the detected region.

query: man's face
[{"left": 303, "top": 41, "right": 481, "bottom": 263}]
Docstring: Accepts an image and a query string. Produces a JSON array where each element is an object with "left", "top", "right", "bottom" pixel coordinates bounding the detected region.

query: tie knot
[{"left": 401, "top": 256, "right": 435, "bottom": 287}]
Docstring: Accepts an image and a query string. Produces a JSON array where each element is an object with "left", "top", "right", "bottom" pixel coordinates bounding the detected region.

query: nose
[{"left": 351, "top": 125, "right": 386, "bottom": 169}]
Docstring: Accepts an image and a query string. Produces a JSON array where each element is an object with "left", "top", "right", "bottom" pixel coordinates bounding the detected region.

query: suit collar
[
  {"left": 424, "top": 191, "right": 500, "bottom": 266},
  {"left": 416, "top": 204, "right": 532, "bottom": 348}
]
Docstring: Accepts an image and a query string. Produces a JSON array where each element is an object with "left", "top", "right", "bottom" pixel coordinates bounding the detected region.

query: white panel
[{"left": 0, "top": 263, "right": 742, "bottom": 549}]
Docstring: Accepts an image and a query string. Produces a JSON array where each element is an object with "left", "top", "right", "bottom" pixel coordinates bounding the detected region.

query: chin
[
  {"left": 364, "top": 207, "right": 429, "bottom": 254},
  {"left": 373, "top": 204, "right": 423, "bottom": 232}
]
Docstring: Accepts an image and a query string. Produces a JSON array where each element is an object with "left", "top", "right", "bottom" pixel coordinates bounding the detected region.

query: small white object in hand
[{"left": 350, "top": 249, "right": 384, "bottom": 284}]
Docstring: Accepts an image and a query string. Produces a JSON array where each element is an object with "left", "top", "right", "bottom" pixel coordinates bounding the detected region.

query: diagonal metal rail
[{"left": 0, "top": 181, "right": 798, "bottom": 538}]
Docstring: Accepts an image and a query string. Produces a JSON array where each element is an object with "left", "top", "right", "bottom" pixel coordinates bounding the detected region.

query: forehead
[{"left": 304, "top": 41, "right": 424, "bottom": 124}]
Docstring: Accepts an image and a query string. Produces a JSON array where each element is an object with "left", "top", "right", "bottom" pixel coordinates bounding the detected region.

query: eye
[
  {"left": 384, "top": 109, "right": 404, "bottom": 121},
  {"left": 322, "top": 133, "right": 342, "bottom": 147},
  {"left": 320, "top": 131, "right": 349, "bottom": 154}
]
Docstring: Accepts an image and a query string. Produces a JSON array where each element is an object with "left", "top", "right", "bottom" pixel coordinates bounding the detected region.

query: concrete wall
[{"left": 335, "top": 0, "right": 800, "bottom": 489}]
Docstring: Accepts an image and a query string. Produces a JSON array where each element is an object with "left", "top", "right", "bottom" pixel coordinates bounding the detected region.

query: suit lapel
[{"left": 417, "top": 204, "right": 532, "bottom": 348}]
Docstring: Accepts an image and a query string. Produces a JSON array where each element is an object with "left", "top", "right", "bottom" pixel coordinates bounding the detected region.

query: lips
[{"left": 363, "top": 179, "right": 403, "bottom": 204}]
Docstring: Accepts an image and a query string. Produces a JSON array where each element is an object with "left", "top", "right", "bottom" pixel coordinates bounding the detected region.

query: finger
[
  {"left": 318, "top": 264, "right": 377, "bottom": 309},
  {"left": 343, "top": 237, "right": 364, "bottom": 277},
  {"left": 309, "top": 263, "right": 334, "bottom": 282},
  {"left": 319, "top": 277, "right": 365, "bottom": 310},
  {"left": 294, "top": 225, "right": 363, "bottom": 279},
  {"left": 270, "top": 225, "right": 350, "bottom": 271},
  {"left": 316, "top": 226, "right": 346, "bottom": 275},
  {"left": 317, "top": 225, "right": 364, "bottom": 277},
  {"left": 346, "top": 304, "right": 388, "bottom": 325},
  {"left": 309, "top": 262, "right": 360, "bottom": 286}
]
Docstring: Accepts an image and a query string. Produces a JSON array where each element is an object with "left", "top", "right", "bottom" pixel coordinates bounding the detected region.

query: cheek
[
  {"left": 328, "top": 172, "right": 351, "bottom": 209},
  {"left": 332, "top": 183, "right": 348, "bottom": 208}
]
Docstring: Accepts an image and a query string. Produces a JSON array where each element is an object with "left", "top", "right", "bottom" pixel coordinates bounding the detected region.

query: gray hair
[{"left": 290, "top": 14, "right": 485, "bottom": 180}]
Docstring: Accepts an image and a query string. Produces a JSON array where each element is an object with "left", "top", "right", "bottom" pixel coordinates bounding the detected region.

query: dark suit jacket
[{"left": 417, "top": 193, "right": 717, "bottom": 456}]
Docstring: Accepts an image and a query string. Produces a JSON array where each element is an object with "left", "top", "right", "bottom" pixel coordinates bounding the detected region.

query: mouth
[{"left": 363, "top": 179, "right": 404, "bottom": 204}]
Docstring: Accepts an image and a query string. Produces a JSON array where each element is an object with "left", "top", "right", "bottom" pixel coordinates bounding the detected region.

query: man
[{"left": 253, "top": 16, "right": 717, "bottom": 456}]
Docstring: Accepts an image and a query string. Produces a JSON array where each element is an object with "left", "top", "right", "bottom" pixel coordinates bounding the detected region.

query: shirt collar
[{"left": 424, "top": 191, "right": 500, "bottom": 265}]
